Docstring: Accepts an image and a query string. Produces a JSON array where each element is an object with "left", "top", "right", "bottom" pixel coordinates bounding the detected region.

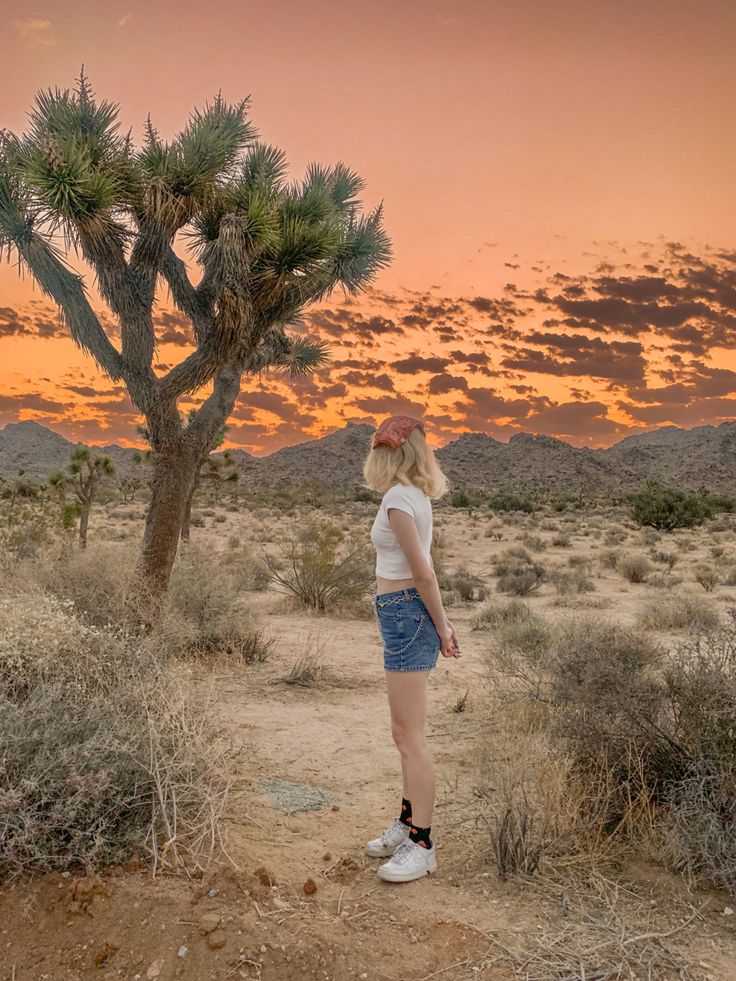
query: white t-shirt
[{"left": 370, "top": 482, "right": 433, "bottom": 579}]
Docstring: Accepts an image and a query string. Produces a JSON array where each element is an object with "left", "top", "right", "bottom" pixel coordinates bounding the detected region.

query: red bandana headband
[{"left": 372, "top": 415, "right": 426, "bottom": 450}]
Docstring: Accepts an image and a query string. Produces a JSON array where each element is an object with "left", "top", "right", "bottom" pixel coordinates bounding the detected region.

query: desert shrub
[
  {"left": 450, "top": 489, "right": 472, "bottom": 508},
  {"left": 223, "top": 541, "right": 271, "bottom": 591},
  {"left": 603, "top": 525, "right": 628, "bottom": 546},
  {"left": 0, "top": 585, "right": 229, "bottom": 879},
  {"left": 694, "top": 564, "right": 719, "bottom": 593},
  {"left": 548, "top": 568, "right": 595, "bottom": 597},
  {"left": 547, "top": 619, "right": 664, "bottom": 763},
  {"left": 33, "top": 541, "right": 139, "bottom": 630},
  {"left": 488, "top": 490, "right": 535, "bottom": 514},
  {"left": 520, "top": 533, "right": 546, "bottom": 551},
  {"left": 617, "top": 553, "right": 652, "bottom": 584},
  {"left": 263, "top": 516, "right": 373, "bottom": 612},
  {"left": 660, "top": 629, "right": 736, "bottom": 897},
  {"left": 636, "top": 593, "right": 720, "bottom": 633},
  {"left": 646, "top": 571, "right": 683, "bottom": 590},
  {"left": 551, "top": 532, "right": 571, "bottom": 548},
  {"left": 485, "top": 615, "right": 554, "bottom": 699},
  {"left": 163, "top": 544, "right": 268, "bottom": 658},
  {"left": 472, "top": 597, "right": 533, "bottom": 631},
  {"left": 0, "top": 494, "right": 60, "bottom": 563},
  {"left": 629, "top": 479, "right": 717, "bottom": 531},
  {"left": 440, "top": 564, "right": 486, "bottom": 602},
  {"left": 650, "top": 548, "right": 678, "bottom": 569},
  {"left": 599, "top": 548, "right": 620, "bottom": 570},
  {"left": 638, "top": 527, "right": 661, "bottom": 546},
  {"left": 493, "top": 548, "right": 546, "bottom": 596}
]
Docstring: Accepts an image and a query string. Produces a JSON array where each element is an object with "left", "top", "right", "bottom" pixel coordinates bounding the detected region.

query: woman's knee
[{"left": 392, "top": 725, "right": 428, "bottom": 757}]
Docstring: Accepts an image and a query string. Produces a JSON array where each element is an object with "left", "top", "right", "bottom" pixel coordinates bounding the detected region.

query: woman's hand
[{"left": 438, "top": 619, "right": 461, "bottom": 659}]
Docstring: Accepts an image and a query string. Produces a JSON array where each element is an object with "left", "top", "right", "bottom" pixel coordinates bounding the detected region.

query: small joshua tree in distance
[{"left": 67, "top": 446, "right": 115, "bottom": 547}]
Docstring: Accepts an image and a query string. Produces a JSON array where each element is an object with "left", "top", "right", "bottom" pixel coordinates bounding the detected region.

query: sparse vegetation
[{"left": 263, "top": 517, "right": 373, "bottom": 612}]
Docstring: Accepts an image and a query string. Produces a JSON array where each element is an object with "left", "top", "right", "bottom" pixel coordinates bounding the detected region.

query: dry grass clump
[
  {"left": 439, "top": 563, "right": 486, "bottom": 603},
  {"left": 636, "top": 592, "right": 720, "bottom": 632},
  {"left": 493, "top": 547, "right": 546, "bottom": 597},
  {"left": 33, "top": 540, "right": 139, "bottom": 629},
  {"left": 693, "top": 563, "right": 720, "bottom": 592},
  {"left": 162, "top": 544, "right": 273, "bottom": 661},
  {"left": 0, "top": 582, "right": 230, "bottom": 880},
  {"left": 617, "top": 552, "right": 653, "bottom": 583},
  {"left": 471, "top": 597, "right": 534, "bottom": 631},
  {"left": 548, "top": 566, "right": 595, "bottom": 597}
]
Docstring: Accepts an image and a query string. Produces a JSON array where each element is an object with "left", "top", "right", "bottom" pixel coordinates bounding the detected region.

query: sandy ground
[{"left": 2, "top": 502, "right": 736, "bottom": 980}]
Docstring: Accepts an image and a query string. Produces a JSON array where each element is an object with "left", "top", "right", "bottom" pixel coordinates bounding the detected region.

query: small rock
[
  {"left": 271, "top": 897, "right": 289, "bottom": 910},
  {"left": 255, "top": 866, "right": 276, "bottom": 887},
  {"left": 146, "top": 961, "right": 163, "bottom": 980},
  {"left": 322, "top": 852, "right": 332, "bottom": 862},
  {"left": 331, "top": 804, "right": 340, "bottom": 812},
  {"left": 723, "top": 907, "right": 734, "bottom": 916},
  {"left": 303, "top": 878, "right": 317, "bottom": 895},
  {"left": 206, "top": 929, "right": 227, "bottom": 950},
  {"left": 177, "top": 945, "right": 188, "bottom": 958},
  {"left": 93, "top": 943, "right": 119, "bottom": 967},
  {"left": 260, "top": 944, "right": 267, "bottom": 954},
  {"left": 388, "top": 913, "right": 397, "bottom": 922},
  {"left": 207, "top": 887, "right": 219, "bottom": 898},
  {"left": 199, "top": 912, "right": 221, "bottom": 935}
]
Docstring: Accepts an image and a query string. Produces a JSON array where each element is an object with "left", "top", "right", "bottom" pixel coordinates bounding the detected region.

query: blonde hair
[{"left": 362, "top": 426, "right": 450, "bottom": 498}]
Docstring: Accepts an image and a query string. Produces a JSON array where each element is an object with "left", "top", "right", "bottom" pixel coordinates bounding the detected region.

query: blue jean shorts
[{"left": 372, "top": 587, "right": 441, "bottom": 672}]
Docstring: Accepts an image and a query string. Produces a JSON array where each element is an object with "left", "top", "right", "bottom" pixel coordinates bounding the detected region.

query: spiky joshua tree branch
[{"left": 0, "top": 70, "right": 391, "bottom": 598}]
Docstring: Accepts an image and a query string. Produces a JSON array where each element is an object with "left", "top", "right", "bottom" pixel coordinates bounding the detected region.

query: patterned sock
[
  {"left": 409, "top": 824, "right": 433, "bottom": 849},
  {"left": 399, "top": 797, "right": 412, "bottom": 828}
]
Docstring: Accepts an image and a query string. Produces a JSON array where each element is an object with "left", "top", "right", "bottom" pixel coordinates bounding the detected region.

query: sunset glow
[{"left": 2, "top": 0, "right": 735, "bottom": 453}]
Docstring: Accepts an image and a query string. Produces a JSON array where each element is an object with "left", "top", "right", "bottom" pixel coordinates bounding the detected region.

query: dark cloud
[
  {"left": 502, "top": 333, "right": 647, "bottom": 382},
  {"left": 428, "top": 373, "right": 469, "bottom": 394},
  {"left": 0, "top": 393, "right": 66, "bottom": 413},
  {"left": 393, "top": 355, "right": 450, "bottom": 374},
  {"left": 0, "top": 307, "right": 31, "bottom": 337}
]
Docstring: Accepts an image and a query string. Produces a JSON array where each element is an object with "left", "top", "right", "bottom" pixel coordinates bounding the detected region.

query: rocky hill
[{"left": 0, "top": 418, "right": 734, "bottom": 495}]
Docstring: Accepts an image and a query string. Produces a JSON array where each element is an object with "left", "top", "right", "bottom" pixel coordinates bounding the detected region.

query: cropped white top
[{"left": 370, "top": 482, "right": 433, "bottom": 579}]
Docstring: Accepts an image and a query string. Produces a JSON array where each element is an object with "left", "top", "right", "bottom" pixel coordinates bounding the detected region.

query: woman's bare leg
[{"left": 385, "top": 670, "right": 435, "bottom": 828}]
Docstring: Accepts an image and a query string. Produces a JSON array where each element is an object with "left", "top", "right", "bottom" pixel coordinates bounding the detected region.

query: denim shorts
[{"left": 372, "top": 587, "right": 441, "bottom": 672}]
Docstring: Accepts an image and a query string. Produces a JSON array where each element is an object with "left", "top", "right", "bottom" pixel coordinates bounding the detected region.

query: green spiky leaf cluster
[{"left": 0, "top": 71, "right": 392, "bottom": 401}]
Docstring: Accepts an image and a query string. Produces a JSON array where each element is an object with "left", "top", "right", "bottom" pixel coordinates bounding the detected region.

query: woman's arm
[{"left": 387, "top": 507, "right": 460, "bottom": 659}]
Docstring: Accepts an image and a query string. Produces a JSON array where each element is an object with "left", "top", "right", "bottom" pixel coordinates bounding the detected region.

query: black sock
[
  {"left": 409, "top": 824, "right": 432, "bottom": 849},
  {"left": 399, "top": 797, "right": 412, "bottom": 828}
]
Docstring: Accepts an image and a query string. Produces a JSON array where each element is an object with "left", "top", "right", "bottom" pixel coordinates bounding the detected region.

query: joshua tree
[
  {"left": 48, "top": 448, "right": 116, "bottom": 547},
  {"left": 0, "top": 71, "right": 391, "bottom": 599}
]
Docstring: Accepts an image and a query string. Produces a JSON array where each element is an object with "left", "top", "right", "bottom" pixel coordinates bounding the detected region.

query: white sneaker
[
  {"left": 365, "top": 817, "right": 411, "bottom": 857},
  {"left": 376, "top": 837, "right": 437, "bottom": 882}
]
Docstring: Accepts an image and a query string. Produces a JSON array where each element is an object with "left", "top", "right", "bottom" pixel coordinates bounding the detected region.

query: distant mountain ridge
[{"left": 0, "top": 418, "right": 734, "bottom": 495}]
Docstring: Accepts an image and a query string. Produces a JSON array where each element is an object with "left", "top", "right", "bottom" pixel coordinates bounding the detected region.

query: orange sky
[{"left": 1, "top": 1, "right": 735, "bottom": 453}]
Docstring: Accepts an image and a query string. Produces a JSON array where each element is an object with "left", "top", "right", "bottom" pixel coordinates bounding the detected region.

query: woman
[{"left": 362, "top": 414, "right": 460, "bottom": 883}]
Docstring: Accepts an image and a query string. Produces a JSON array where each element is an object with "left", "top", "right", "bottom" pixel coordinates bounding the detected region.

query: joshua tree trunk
[
  {"left": 139, "top": 444, "right": 199, "bottom": 594},
  {"left": 78, "top": 502, "right": 91, "bottom": 548},
  {"left": 180, "top": 468, "right": 201, "bottom": 544}
]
